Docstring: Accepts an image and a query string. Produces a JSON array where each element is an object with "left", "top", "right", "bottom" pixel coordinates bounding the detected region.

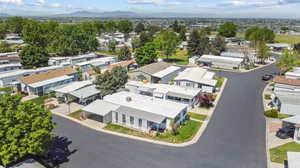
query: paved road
[{"left": 52, "top": 65, "right": 279, "bottom": 168}]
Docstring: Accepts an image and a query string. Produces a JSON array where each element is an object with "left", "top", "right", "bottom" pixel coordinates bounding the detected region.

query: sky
[{"left": 1, "top": 0, "right": 300, "bottom": 18}]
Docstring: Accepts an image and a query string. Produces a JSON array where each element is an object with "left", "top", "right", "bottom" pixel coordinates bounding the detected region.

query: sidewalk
[{"left": 52, "top": 78, "right": 228, "bottom": 147}]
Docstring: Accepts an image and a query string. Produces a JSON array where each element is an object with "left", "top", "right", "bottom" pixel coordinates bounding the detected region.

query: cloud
[
  {"left": 0, "top": 0, "right": 23, "bottom": 5},
  {"left": 127, "top": 0, "right": 181, "bottom": 6},
  {"left": 35, "top": 0, "right": 45, "bottom": 5},
  {"left": 217, "top": 0, "right": 300, "bottom": 9}
]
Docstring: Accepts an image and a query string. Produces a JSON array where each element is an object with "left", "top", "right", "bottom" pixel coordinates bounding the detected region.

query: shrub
[
  {"left": 264, "top": 94, "right": 271, "bottom": 100},
  {"left": 264, "top": 109, "right": 278, "bottom": 118}
]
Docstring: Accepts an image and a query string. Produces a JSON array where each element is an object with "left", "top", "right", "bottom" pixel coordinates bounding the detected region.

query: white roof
[
  {"left": 0, "top": 63, "right": 22, "bottom": 68},
  {"left": 287, "top": 152, "right": 300, "bottom": 168},
  {"left": 29, "top": 75, "right": 73, "bottom": 88},
  {"left": 70, "top": 85, "right": 99, "bottom": 99},
  {"left": 0, "top": 66, "right": 63, "bottom": 79},
  {"left": 54, "top": 80, "right": 92, "bottom": 94},
  {"left": 0, "top": 52, "right": 18, "bottom": 57},
  {"left": 276, "top": 92, "right": 300, "bottom": 115},
  {"left": 221, "top": 52, "right": 245, "bottom": 58},
  {"left": 199, "top": 55, "right": 244, "bottom": 65},
  {"left": 126, "top": 80, "right": 201, "bottom": 98},
  {"left": 267, "top": 43, "right": 290, "bottom": 48},
  {"left": 104, "top": 91, "right": 187, "bottom": 119},
  {"left": 152, "top": 66, "right": 181, "bottom": 78},
  {"left": 282, "top": 115, "right": 300, "bottom": 124},
  {"left": 174, "top": 67, "right": 217, "bottom": 86},
  {"left": 83, "top": 99, "right": 120, "bottom": 117},
  {"left": 76, "top": 57, "right": 115, "bottom": 66}
]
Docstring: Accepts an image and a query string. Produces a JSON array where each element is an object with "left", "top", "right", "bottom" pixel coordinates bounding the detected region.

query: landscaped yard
[
  {"left": 159, "top": 50, "right": 189, "bottom": 65},
  {"left": 214, "top": 76, "right": 224, "bottom": 88},
  {"left": 237, "top": 33, "right": 300, "bottom": 45},
  {"left": 96, "top": 50, "right": 118, "bottom": 57},
  {"left": 28, "top": 93, "right": 54, "bottom": 105},
  {"left": 104, "top": 120, "right": 202, "bottom": 143},
  {"left": 188, "top": 112, "right": 207, "bottom": 121},
  {"left": 0, "top": 87, "right": 12, "bottom": 94},
  {"left": 270, "top": 142, "right": 300, "bottom": 164},
  {"left": 68, "top": 110, "right": 83, "bottom": 120}
]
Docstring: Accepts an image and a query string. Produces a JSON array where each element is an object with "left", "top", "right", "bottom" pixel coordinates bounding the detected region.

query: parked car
[
  {"left": 276, "top": 127, "right": 295, "bottom": 139},
  {"left": 262, "top": 74, "right": 273, "bottom": 81}
]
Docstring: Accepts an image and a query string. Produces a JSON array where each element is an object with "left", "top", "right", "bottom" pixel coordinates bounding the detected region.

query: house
[
  {"left": 0, "top": 65, "right": 63, "bottom": 87},
  {"left": 287, "top": 152, "right": 300, "bottom": 168},
  {"left": 130, "top": 62, "right": 182, "bottom": 84},
  {"left": 54, "top": 80, "right": 100, "bottom": 105},
  {"left": 2, "top": 33, "right": 24, "bottom": 45},
  {"left": 285, "top": 67, "right": 300, "bottom": 80},
  {"left": 104, "top": 60, "right": 137, "bottom": 72},
  {"left": 12, "top": 159, "right": 45, "bottom": 168},
  {"left": 75, "top": 56, "right": 116, "bottom": 71},
  {"left": 267, "top": 43, "right": 291, "bottom": 51},
  {"left": 82, "top": 91, "right": 188, "bottom": 132},
  {"left": 125, "top": 80, "right": 201, "bottom": 109},
  {"left": 189, "top": 56, "right": 199, "bottom": 64},
  {"left": 19, "top": 67, "right": 78, "bottom": 96},
  {"left": 174, "top": 67, "right": 217, "bottom": 93},
  {"left": 0, "top": 56, "right": 20, "bottom": 65},
  {"left": 83, "top": 69, "right": 97, "bottom": 81},
  {"left": 198, "top": 54, "right": 245, "bottom": 69},
  {"left": 48, "top": 53, "right": 99, "bottom": 66},
  {"left": 272, "top": 76, "right": 300, "bottom": 115},
  {"left": 0, "top": 63, "right": 22, "bottom": 72},
  {"left": 282, "top": 116, "right": 300, "bottom": 144}
]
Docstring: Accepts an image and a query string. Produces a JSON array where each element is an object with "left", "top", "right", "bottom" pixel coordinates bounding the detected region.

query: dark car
[
  {"left": 262, "top": 74, "right": 273, "bottom": 81},
  {"left": 276, "top": 127, "right": 295, "bottom": 139}
]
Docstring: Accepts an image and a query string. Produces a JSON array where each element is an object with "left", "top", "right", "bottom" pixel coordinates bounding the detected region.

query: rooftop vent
[{"left": 126, "top": 96, "right": 132, "bottom": 102}]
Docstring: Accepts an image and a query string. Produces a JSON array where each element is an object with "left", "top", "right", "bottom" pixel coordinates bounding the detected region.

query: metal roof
[
  {"left": 287, "top": 152, "right": 300, "bottom": 168},
  {"left": 29, "top": 75, "right": 73, "bottom": 88},
  {"left": 174, "top": 67, "right": 217, "bottom": 86},
  {"left": 70, "top": 85, "right": 100, "bottom": 99},
  {"left": 198, "top": 55, "right": 244, "bottom": 65},
  {"left": 152, "top": 66, "right": 181, "bottom": 78},
  {"left": 54, "top": 80, "right": 93, "bottom": 94},
  {"left": 282, "top": 115, "right": 300, "bottom": 124},
  {"left": 82, "top": 99, "right": 120, "bottom": 116}
]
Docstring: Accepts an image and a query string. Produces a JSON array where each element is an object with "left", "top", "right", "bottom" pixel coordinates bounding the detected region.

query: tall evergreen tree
[
  {"left": 187, "top": 30, "right": 210, "bottom": 57},
  {"left": 118, "top": 45, "right": 132, "bottom": 61},
  {"left": 210, "top": 35, "right": 226, "bottom": 55},
  {"left": 135, "top": 23, "right": 145, "bottom": 34}
]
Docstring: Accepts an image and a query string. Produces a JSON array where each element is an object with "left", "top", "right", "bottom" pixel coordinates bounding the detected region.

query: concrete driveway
[
  {"left": 52, "top": 103, "right": 84, "bottom": 115},
  {"left": 52, "top": 64, "right": 279, "bottom": 168}
]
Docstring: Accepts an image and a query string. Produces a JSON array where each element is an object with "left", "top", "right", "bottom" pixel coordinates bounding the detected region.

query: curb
[
  {"left": 204, "top": 62, "right": 275, "bottom": 73},
  {"left": 52, "top": 78, "right": 228, "bottom": 147}
]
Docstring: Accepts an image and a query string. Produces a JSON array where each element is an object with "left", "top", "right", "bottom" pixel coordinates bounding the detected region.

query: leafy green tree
[
  {"left": 19, "top": 45, "right": 49, "bottom": 69},
  {"left": 104, "top": 21, "right": 117, "bottom": 34},
  {"left": 154, "top": 30, "right": 180, "bottom": 60},
  {"left": 135, "top": 42, "right": 158, "bottom": 66},
  {"left": 139, "top": 31, "right": 154, "bottom": 47},
  {"left": 108, "top": 40, "right": 117, "bottom": 53},
  {"left": 22, "top": 20, "right": 48, "bottom": 47},
  {"left": 0, "top": 94, "right": 56, "bottom": 166},
  {"left": 187, "top": 30, "right": 210, "bottom": 57},
  {"left": 118, "top": 20, "right": 133, "bottom": 41},
  {"left": 0, "top": 23, "right": 8, "bottom": 39},
  {"left": 218, "top": 22, "right": 238, "bottom": 37},
  {"left": 245, "top": 27, "right": 275, "bottom": 45},
  {"left": 294, "top": 43, "right": 300, "bottom": 53},
  {"left": 131, "top": 36, "right": 141, "bottom": 52},
  {"left": 276, "top": 50, "right": 300, "bottom": 73},
  {"left": 95, "top": 66, "right": 128, "bottom": 96},
  {"left": 210, "top": 35, "right": 226, "bottom": 55},
  {"left": 5, "top": 17, "right": 28, "bottom": 34},
  {"left": 93, "top": 21, "right": 105, "bottom": 35},
  {"left": 257, "top": 42, "right": 270, "bottom": 64},
  {"left": 135, "top": 22, "right": 145, "bottom": 34},
  {"left": 147, "top": 25, "right": 161, "bottom": 35},
  {"left": 118, "top": 45, "right": 132, "bottom": 61},
  {"left": 0, "top": 42, "right": 14, "bottom": 53}
]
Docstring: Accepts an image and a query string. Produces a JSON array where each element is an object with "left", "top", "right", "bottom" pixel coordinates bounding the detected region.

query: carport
[{"left": 282, "top": 115, "right": 300, "bottom": 143}]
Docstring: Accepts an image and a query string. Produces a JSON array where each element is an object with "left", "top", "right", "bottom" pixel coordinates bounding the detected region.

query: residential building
[
  {"left": 174, "top": 67, "right": 217, "bottom": 93},
  {"left": 285, "top": 67, "right": 300, "bottom": 80},
  {"left": 125, "top": 80, "right": 201, "bottom": 109},
  {"left": 54, "top": 80, "right": 100, "bottom": 105},
  {"left": 266, "top": 43, "right": 291, "bottom": 51},
  {"left": 0, "top": 56, "right": 20, "bottom": 65},
  {"left": 0, "top": 63, "right": 22, "bottom": 72},
  {"left": 48, "top": 53, "right": 99, "bottom": 66},
  {"left": 104, "top": 60, "right": 137, "bottom": 72},
  {"left": 75, "top": 56, "right": 116, "bottom": 71},
  {"left": 287, "top": 152, "right": 300, "bottom": 168},
  {"left": 198, "top": 54, "right": 245, "bottom": 69},
  {"left": 130, "top": 62, "right": 182, "bottom": 84},
  {"left": 82, "top": 91, "right": 188, "bottom": 132},
  {"left": 189, "top": 56, "right": 199, "bottom": 65},
  {"left": 2, "top": 33, "right": 24, "bottom": 45},
  {"left": 19, "top": 67, "right": 78, "bottom": 96},
  {"left": 282, "top": 116, "right": 300, "bottom": 143}
]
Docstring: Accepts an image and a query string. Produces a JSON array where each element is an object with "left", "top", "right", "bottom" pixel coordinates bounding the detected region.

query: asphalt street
[{"left": 52, "top": 64, "right": 279, "bottom": 168}]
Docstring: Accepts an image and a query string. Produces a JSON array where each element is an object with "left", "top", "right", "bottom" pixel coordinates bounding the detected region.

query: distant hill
[
  {"left": 0, "top": 13, "right": 10, "bottom": 17},
  {"left": 53, "top": 11, "right": 140, "bottom": 18}
]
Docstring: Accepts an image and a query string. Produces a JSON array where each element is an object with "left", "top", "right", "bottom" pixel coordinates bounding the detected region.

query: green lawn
[
  {"left": 188, "top": 112, "right": 207, "bottom": 121},
  {"left": 96, "top": 50, "right": 118, "bottom": 57},
  {"left": 104, "top": 120, "right": 202, "bottom": 143},
  {"left": 270, "top": 142, "right": 300, "bottom": 164},
  {"left": 236, "top": 33, "right": 300, "bottom": 45},
  {"left": 0, "top": 87, "right": 12, "bottom": 94},
  {"left": 28, "top": 93, "right": 54, "bottom": 105},
  {"left": 264, "top": 94, "right": 272, "bottom": 100},
  {"left": 159, "top": 50, "right": 189, "bottom": 65},
  {"left": 68, "top": 110, "right": 83, "bottom": 120},
  {"left": 214, "top": 76, "right": 224, "bottom": 88}
]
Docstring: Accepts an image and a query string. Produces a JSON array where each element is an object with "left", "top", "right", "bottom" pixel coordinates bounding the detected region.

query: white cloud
[
  {"left": 50, "top": 3, "right": 61, "bottom": 8},
  {"left": 0, "top": 0, "right": 23, "bottom": 5},
  {"left": 128, "top": 0, "right": 181, "bottom": 6},
  {"left": 36, "top": 0, "right": 45, "bottom": 5}
]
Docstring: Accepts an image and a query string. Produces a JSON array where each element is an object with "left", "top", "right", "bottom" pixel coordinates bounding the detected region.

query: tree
[
  {"left": 118, "top": 45, "right": 132, "bottom": 61},
  {"left": 5, "top": 17, "right": 28, "bottom": 34},
  {"left": 139, "top": 31, "right": 154, "bottom": 47},
  {"left": 135, "top": 23, "right": 145, "bottom": 34},
  {"left": 131, "top": 36, "right": 141, "bottom": 52},
  {"left": 294, "top": 43, "right": 300, "bottom": 53},
  {"left": 135, "top": 42, "right": 158, "bottom": 66},
  {"left": 257, "top": 42, "right": 270, "bottom": 64},
  {"left": 210, "top": 35, "right": 226, "bottom": 55},
  {"left": 0, "top": 23, "right": 7, "bottom": 39},
  {"left": 154, "top": 30, "right": 180, "bottom": 60},
  {"left": 199, "top": 93, "right": 214, "bottom": 108},
  {"left": 0, "top": 94, "right": 56, "bottom": 166},
  {"left": 108, "top": 40, "right": 117, "bottom": 53},
  {"left": 276, "top": 50, "right": 300, "bottom": 73},
  {"left": 245, "top": 27, "right": 275, "bottom": 45},
  {"left": 19, "top": 45, "right": 49, "bottom": 69},
  {"left": 0, "top": 42, "right": 14, "bottom": 53},
  {"left": 95, "top": 66, "right": 128, "bottom": 96},
  {"left": 147, "top": 25, "right": 161, "bottom": 35},
  {"left": 104, "top": 21, "right": 117, "bottom": 34},
  {"left": 187, "top": 30, "right": 210, "bottom": 57},
  {"left": 118, "top": 20, "right": 133, "bottom": 41},
  {"left": 218, "top": 22, "right": 238, "bottom": 37}
]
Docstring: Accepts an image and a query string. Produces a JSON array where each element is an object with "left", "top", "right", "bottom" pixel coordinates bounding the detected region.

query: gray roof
[
  {"left": 282, "top": 115, "right": 300, "bottom": 124},
  {"left": 82, "top": 100, "right": 120, "bottom": 116},
  {"left": 137, "top": 62, "right": 173, "bottom": 75},
  {"left": 70, "top": 85, "right": 100, "bottom": 99},
  {"left": 115, "top": 106, "right": 165, "bottom": 123},
  {"left": 287, "top": 152, "right": 300, "bottom": 168}
]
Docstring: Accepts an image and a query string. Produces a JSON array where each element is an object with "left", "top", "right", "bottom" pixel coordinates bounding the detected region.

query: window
[
  {"left": 130, "top": 116, "right": 134, "bottom": 125},
  {"left": 122, "top": 114, "right": 126, "bottom": 124},
  {"left": 138, "top": 119, "right": 142, "bottom": 127},
  {"left": 115, "top": 112, "right": 118, "bottom": 123}
]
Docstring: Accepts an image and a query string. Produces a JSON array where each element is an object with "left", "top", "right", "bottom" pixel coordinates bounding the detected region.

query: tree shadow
[{"left": 37, "top": 136, "right": 77, "bottom": 168}]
